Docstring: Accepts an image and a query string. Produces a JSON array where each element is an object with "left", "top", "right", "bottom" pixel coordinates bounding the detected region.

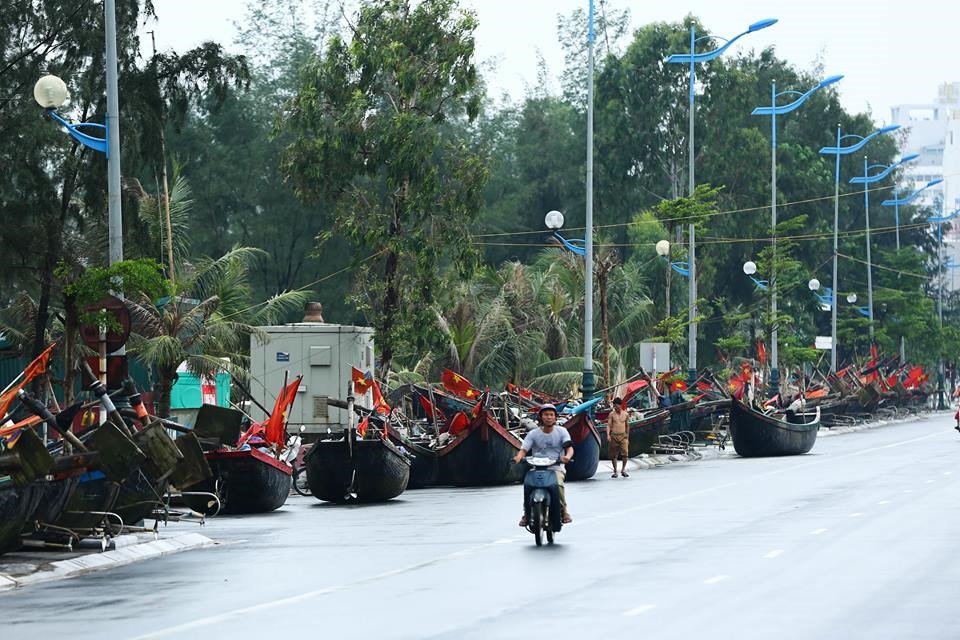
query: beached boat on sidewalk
[
  {"left": 306, "top": 434, "right": 410, "bottom": 503},
  {"left": 437, "top": 410, "right": 525, "bottom": 486},
  {"left": 729, "top": 398, "right": 820, "bottom": 457},
  {"left": 184, "top": 448, "right": 292, "bottom": 515}
]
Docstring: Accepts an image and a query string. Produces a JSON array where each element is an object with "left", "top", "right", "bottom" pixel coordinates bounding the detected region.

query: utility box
[{"left": 249, "top": 323, "right": 375, "bottom": 435}]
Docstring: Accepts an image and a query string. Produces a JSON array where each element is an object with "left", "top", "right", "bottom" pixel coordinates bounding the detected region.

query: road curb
[
  {"left": 818, "top": 411, "right": 942, "bottom": 438},
  {"left": 0, "top": 532, "right": 214, "bottom": 592}
]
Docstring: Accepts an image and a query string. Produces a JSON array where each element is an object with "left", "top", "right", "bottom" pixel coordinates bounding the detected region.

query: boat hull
[
  {"left": 437, "top": 413, "right": 525, "bottom": 486},
  {"left": 598, "top": 410, "right": 670, "bottom": 459},
  {"left": 729, "top": 399, "right": 819, "bottom": 457},
  {"left": 306, "top": 437, "right": 411, "bottom": 503},
  {"left": 387, "top": 431, "right": 438, "bottom": 489},
  {"left": 0, "top": 481, "right": 42, "bottom": 555},
  {"left": 562, "top": 413, "right": 601, "bottom": 481},
  {"left": 185, "top": 449, "right": 292, "bottom": 515},
  {"left": 112, "top": 470, "right": 166, "bottom": 527}
]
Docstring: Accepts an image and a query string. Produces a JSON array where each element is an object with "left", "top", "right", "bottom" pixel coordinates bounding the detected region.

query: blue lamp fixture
[
  {"left": 750, "top": 74, "right": 842, "bottom": 394},
  {"left": 818, "top": 123, "right": 901, "bottom": 371},
  {"left": 881, "top": 178, "right": 944, "bottom": 249},
  {"left": 34, "top": 75, "right": 108, "bottom": 156},
  {"left": 666, "top": 17, "right": 777, "bottom": 385}
]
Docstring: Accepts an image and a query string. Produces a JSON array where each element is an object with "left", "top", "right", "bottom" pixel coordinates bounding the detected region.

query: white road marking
[
  {"left": 763, "top": 549, "right": 784, "bottom": 559},
  {"left": 877, "top": 500, "right": 890, "bottom": 505},
  {"left": 925, "top": 480, "right": 935, "bottom": 484},
  {"left": 133, "top": 428, "right": 946, "bottom": 639},
  {"left": 623, "top": 604, "right": 657, "bottom": 617},
  {"left": 810, "top": 528, "right": 828, "bottom": 535},
  {"left": 703, "top": 575, "right": 729, "bottom": 585},
  {"left": 945, "top": 471, "right": 953, "bottom": 476},
  {"left": 849, "top": 512, "right": 863, "bottom": 518},
  {"left": 903, "top": 489, "right": 913, "bottom": 494},
  {"left": 493, "top": 538, "right": 516, "bottom": 544}
]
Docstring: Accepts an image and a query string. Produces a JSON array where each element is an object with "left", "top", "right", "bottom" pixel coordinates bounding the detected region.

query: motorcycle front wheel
[{"left": 532, "top": 502, "right": 545, "bottom": 547}]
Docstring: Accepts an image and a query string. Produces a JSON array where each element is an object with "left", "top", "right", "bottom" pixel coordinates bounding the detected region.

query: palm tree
[{"left": 126, "top": 246, "right": 308, "bottom": 418}]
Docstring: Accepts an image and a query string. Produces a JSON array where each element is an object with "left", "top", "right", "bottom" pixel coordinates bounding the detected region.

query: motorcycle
[{"left": 522, "top": 457, "right": 563, "bottom": 546}]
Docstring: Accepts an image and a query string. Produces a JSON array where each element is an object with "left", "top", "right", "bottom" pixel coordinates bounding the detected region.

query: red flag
[
  {"left": 696, "top": 381, "right": 712, "bottom": 392},
  {"left": 441, "top": 368, "right": 480, "bottom": 400},
  {"left": 351, "top": 367, "right": 372, "bottom": 395},
  {"left": 357, "top": 415, "right": 369, "bottom": 438},
  {"left": 470, "top": 392, "right": 486, "bottom": 419},
  {"left": 0, "top": 342, "right": 57, "bottom": 419},
  {"left": 263, "top": 377, "right": 302, "bottom": 447},
  {"left": 869, "top": 343, "right": 878, "bottom": 366},
  {"left": 371, "top": 379, "right": 391, "bottom": 416},
  {"left": 669, "top": 379, "right": 688, "bottom": 393},
  {"left": 417, "top": 393, "right": 445, "bottom": 421},
  {"left": 448, "top": 412, "right": 469, "bottom": 435},
  {"left": 757, "top": 340, "right": 766, "bottom": 366}
]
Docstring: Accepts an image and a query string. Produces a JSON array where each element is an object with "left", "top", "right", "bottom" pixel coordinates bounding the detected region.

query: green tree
[{"left": 280, "top": 0, "right": 489, "bottom": 377}]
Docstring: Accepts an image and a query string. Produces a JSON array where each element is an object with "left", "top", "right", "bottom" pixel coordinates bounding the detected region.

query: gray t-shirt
[{"left": 521, "top": 426, "right": 572, "bottom": 469}]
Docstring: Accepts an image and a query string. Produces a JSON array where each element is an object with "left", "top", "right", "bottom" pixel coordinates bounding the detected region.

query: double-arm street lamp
[
  {"left": 666, "top": 17, "right": 777, "bottom": 384},
  {"left": 848, "top": 153, "right": 918, "bottom": 339},
  {"left": 751, "top": 75, "right": 842, "bottom": 394},
  {"left": 819, "top": 124, "right": 900, "bottom": 372},
  {"left": 881, "top": 178, "right": 944, "bottom": 250}
]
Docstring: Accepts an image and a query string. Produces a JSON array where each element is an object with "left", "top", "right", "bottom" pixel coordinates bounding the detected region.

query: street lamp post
[
  {"left": 928, "top": 207, "right": 959, "bottom": 410},
  {"left": 880, "top": 177, "right": 943, "bottom": 363},
  {"left": 751, "top": 75, "right": 842, "bottom": 395},
  {"left": 819, "top": 124, "right": 900, "bottom": 372},
  {"left": 848, "top": 153, "right": 919, "bottom": 340},
  {"left": 666, "top": 17, "right": 777, "bottom": 384},
  {"left": 584, "top": 0, "right": 595, "bottom": 402}
]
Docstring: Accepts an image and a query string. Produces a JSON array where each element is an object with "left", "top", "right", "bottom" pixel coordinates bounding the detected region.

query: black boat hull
[
  {"left": 437, "top": 413, "right": 525, "bottom": 486},
  {"left": 306, "top": 437, "right": 411, "bottom": 503},
  {"left": 729, "top": 398, "right": 820, "bottom": 457},
  {"left": 386, "top": 429, "right": 438, "bottom": 489},
  {"left": 598, "top": 410, "right": 670, "bottom": 459},
  {"left": 185, "top": 449, "right": 292, "bottom": 515},
  {"left": 45, "top": 471, "right": 120, "bottom": 535},
  {"left": 0, "top": 481, "right": 42, "bottom": 555},
  {"left": 562, "top": 413, "right": 601, "bottom": 481}
]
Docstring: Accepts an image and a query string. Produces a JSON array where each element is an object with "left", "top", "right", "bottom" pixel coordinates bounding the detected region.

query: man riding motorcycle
[{"left": 513, "top": 403, "right": 573, "bottom": 526}]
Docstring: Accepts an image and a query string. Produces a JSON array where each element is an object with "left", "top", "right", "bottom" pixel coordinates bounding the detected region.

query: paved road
[{"left": 1, "top": 414, "right": 957, "bottom": 640}]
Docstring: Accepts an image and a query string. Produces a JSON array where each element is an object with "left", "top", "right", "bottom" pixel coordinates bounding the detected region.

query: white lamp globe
[
  {"left": 846, "top": 293, "right": 858, "bottom": 304},
  {"left": 34, "top": 75, "right": 70, "bottom": 109},
  {"left": 808, "top": 278, "right": 820, "bottom": 291},
  {"left": 544, "top": 210, "right": 564, "bottom": 230},
  {"left": 742, "top": 261, "right": 757, "bottom": 276},
  {"left": 655, "top": 240, "right": 670, "bottom": 256}
]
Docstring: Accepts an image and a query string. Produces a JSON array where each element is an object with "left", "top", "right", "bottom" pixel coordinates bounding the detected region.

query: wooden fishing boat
[
  {"left": 385, "top": 424, "right": 438, "bottom": 489},
  {"left": 437, "top": 411, "right": 525, "bottom": 486},
  {"left": 667, "top": 399, "right": 696, "bottom": 433},
  {"left": 306, "top": 434, "right": 411, "bottom": 502},
  {"left": 729, "top": 398, "right": 820, "bottom": 457},
  {"left": 184, "top": 449, "right": 292, "bottom": 515},
  {"left": 689, "top": 398, "right": 731, "bottom": 432},
  {"left": 598, "top": 408, "right": 670, "bottom": 459},
  {"left": 40, "top": 469, "right": 121, "bottom": 535},
  {"left": 111, "top": 470, "right": 165, "bottom": 526},
  {"left": 0, "top": 479, "right": 42, "bottom": 555},
  {"left": 561, "top": 412, "right": 600, "bottom": 481}
]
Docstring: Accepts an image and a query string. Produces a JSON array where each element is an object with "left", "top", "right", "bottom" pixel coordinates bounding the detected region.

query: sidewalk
[{"left": 0, "top": 530, "right": 214, "bottom": 592}]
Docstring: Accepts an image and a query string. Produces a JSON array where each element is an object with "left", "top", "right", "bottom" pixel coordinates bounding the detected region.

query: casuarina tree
[{"left": 279, "top": 0, "right": 488, "bottom": 377}]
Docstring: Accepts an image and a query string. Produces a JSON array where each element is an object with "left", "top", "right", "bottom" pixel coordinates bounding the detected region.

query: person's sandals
[
  {"left": 518, "top": 515, "right": 527, "bottom": 527},
  {"left": 611, "top": 472, "right": 618, "bottom": 478},
  {"left": 562, "top": 513, "right": 573, "bottom": 524},
  {"left": 621, "top": 471, "right": 630, "bottom": 478}
]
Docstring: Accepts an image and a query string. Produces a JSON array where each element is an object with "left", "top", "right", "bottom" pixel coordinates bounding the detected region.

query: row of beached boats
[{"left": 0, "top": 346, "right": 936, "bottom": 559}]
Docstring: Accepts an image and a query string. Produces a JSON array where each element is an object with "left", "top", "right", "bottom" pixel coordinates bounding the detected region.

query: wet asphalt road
[{"left": 1, "top": 413, "right": 957, "bottom": 640}]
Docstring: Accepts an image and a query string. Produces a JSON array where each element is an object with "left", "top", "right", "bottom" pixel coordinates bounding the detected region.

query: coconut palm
[{"left": 126, "top": 245, "right": 309, "bottom": 417}]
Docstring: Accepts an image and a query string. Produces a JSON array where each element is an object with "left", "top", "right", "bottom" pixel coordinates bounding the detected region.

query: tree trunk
[
  {"left": 377, "top": 180, "right": 407, "bottom": 380},
  {"left": 30, "top": 245, "right": 56, "bottom": 396},
  {"left": 599, "top": 269, "right": 610, "bottom": 389},
  {"left": 154, "top": 369, "right": 175, "bottom": 419},
  {"left": 62, "top": 293, "right": 78, "bottom": 404}
]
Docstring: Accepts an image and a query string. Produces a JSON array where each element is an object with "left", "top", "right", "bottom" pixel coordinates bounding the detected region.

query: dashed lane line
[
  {"left": 810, "top": 528, "right": 828, "bottom": 535},
  {"left": 623, "top": 604, "right": 657, "bottom": 617},
  {"left": 763, "top": 550, "right": 784, "bottom": 559}
]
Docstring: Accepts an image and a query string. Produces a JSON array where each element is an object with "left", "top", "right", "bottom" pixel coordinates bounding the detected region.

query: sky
[{"left": 143, "top": 0, "right": 956, "bottom": 121}]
